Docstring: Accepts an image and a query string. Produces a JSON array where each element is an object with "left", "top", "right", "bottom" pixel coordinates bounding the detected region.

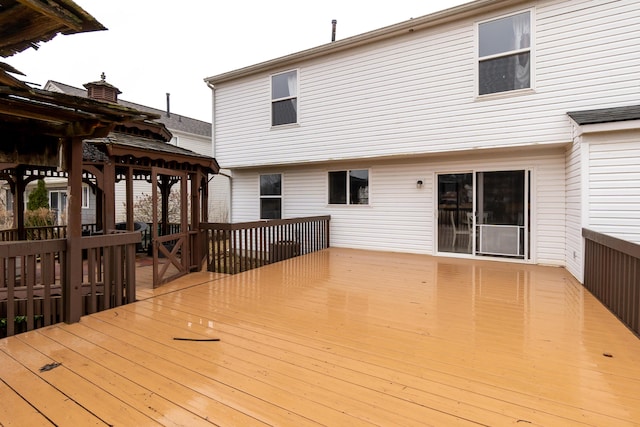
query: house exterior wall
[
  {"left": 211, "top": 0, "right": 640, "bottom": 280},
  {"left": 564, "top": 135, "right": 583, "bottom": 282},
  {"left": 213, "top": 0, "right": 640, "bottom": 169},
  {"left": 584, "top": 130, "right": 640, "bottom": 245},
  {"left": 231, "top": 148, "right": 566, "bottom": 266}
]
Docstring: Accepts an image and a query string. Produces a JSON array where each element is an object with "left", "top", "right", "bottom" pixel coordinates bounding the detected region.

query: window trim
[
  {"left": 259, "top": 173, "right": 283, "bottom": 219},
  {"left": 475, "top": 8, "right": 535, "bottom": 99},
  {"left": 327, "top": 169, "right": 370, "bottom": 206},
  {"left": 81, "top": 185, "right": 90, "bottom": 209},
  {"left": 270, "top": 69, "right": 299, "bottom": 127}
]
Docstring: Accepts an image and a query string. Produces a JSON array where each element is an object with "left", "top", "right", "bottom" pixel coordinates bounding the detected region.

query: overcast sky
[{"left": 8, "top": 0, "right": 474, "bottom": 122}]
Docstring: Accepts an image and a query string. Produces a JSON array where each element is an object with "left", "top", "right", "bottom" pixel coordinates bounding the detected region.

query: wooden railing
[
  {"left": 202, "top": 216, "right": 330, "bottom": 274},
  {"left": 583, "top": 228, "right": 640, "bottom": 337},
  {"left": 0, "top": 239, "right": 65, "bottom": 337},
  {"left": 0, "top": 224, "right": 98, "bottom": 242},
  {"left": 0, "top": 231, "right": 140, "bottom": 338},
  {"left": 1, "top": 223, "right": 177, "bottom": 256},
  {"left": 0, "top": 228, "right": 18, "bottom": 241}
]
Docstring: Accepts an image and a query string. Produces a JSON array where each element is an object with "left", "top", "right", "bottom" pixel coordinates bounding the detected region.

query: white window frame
[
  {"left": 259, "top": 173, "right": 283, "bottom": 219},
  {"left": 81, "top": 185, "right": 90, "bottom": 209},
  {"left": 270, "top": 69, "right": 299, "bottom": 127},
  {"left": 476, "top": 8, "right": 534, "bottom": 98},
  {"left": 327, "top": 169, "right": 370, "bottom": 206},
  {"left": 48, "top": 190, "right": 67, "bottom": 214}
]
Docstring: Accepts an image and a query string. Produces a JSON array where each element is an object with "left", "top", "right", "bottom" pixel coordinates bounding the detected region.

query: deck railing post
[{"left": 64, "top": 136, "right": 84, "bottom": 324}]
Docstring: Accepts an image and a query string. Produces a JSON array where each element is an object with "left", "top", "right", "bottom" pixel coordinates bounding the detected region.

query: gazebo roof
[
  {"left": 85, "top": 132, "right": 219, "bottom": 174},
  {"left": 0, "top": 0, "right": 105, "bottom": 59},
  {"left": 0, "top": 85, "right": 158, "bottom": 167}
]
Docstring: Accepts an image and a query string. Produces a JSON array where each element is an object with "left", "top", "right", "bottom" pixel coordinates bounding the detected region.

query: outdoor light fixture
[{"left": 416, "top": 179, "right": 423, "bottom": 188}]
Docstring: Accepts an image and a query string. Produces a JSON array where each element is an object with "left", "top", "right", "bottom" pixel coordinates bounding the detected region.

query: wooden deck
[{"left": 1, "top": 248, "right": 639, "bottom": 426}]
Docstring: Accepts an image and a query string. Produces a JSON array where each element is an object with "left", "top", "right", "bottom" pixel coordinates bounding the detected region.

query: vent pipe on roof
[
  {"left": 331, "top": 19, "right": 337, "bottom": 42},
  {"left": 166, "top": 92, "right": 170, "bottom": 118}
]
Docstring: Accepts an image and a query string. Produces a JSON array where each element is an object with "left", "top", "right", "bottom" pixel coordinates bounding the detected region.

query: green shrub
[{"left": 27, "top": 179, "right": 49, "bottom": 211}]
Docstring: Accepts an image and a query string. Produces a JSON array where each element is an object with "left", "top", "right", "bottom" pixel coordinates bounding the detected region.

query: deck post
[
  {"left": 104, "top": 162, "right": 116, "bottom": 232},
  {"left": 14, "top": 166, "right": 26, "bottom": 240},
  {"left": 64, "top": 136, "right": 84, "bottom": 323}
]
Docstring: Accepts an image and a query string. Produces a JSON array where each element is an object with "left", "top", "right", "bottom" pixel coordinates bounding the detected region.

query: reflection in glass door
[
  {"left": 437, "top": 173, "right": 473, "bottom": 254},
  {"left": 475, "top": 170, "right": 529, "bottom": 259}
]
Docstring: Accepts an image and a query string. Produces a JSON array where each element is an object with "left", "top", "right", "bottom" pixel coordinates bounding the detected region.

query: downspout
[
  {"left": 206, "top": 81, "right": 233, "bottom": 221},
  {"left": 206, "top": 81, "right": 216, "bottom": 158}
]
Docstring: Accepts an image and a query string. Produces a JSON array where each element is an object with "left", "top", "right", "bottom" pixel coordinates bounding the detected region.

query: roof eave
[{"left": 204, "top": 0, "right": 526, "bottom": 85}]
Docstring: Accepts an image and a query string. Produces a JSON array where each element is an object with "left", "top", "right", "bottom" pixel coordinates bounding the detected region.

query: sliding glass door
[
  {"left": 437, "top": 170, "right": 529, "bottom": 259},
  {"left": 437, "top": 173, "right": 473, "bottom": 254}
]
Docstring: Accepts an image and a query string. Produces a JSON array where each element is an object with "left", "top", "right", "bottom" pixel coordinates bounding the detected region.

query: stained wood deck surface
[{"left": 1, "top": 248, "right": 639, "bottom": 426}]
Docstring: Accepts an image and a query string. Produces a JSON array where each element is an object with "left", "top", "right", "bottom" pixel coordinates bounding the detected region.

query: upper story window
[
  {"left": 328, "top": 170, "right": 369, "bottom": 205},
  {"left": 478, "top": 11, "right": 531, "bottom": 96},
  {"left": 271, "top": 70, "right": 297, "bottom": 126},
  {"left": 260, "top": 174, "right": 282, "bottom": 219}
]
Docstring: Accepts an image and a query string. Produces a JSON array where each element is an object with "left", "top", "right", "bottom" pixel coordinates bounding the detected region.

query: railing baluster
[{"left": 200, "top": 216, "right": 330, "bottom": 275}]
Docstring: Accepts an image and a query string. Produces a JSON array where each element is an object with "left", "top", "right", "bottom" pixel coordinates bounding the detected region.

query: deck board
[{"left": 1, "top": 248, "right": 640, "bottom": 426}]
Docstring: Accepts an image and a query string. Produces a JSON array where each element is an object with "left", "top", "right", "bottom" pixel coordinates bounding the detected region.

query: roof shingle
[
  {"left": 567, "top": 105, "right": 640, "bottom": 125},
  {"left": 46, "top": 80, "right": 211, "bottom": 137}
]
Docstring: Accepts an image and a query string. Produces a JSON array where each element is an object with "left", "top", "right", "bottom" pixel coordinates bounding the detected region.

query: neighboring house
[
  {"left": 205, "top": 0, "right": 640, "bottom": 283},
  {"left": 0, "top": 178, "right": 94, "bottom": 227},
  {"left": 44, "top": 79, "right": 230, "bottom": 222}
]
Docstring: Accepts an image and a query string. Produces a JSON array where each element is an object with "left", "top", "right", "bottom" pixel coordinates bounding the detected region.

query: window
[
  {"left": 328, "top": 170, "right": 369, "bottom": 205},
  {"left": 49, "top": 190, "right": 68, "bottom": 221},
  {"left": 260, "top": 174, "right": 282, "bottom": 219},
  {"left": 271, "top": 70, "right": 297, "bottom": 126},
  {"left": 478, "top": 11, "right": 531, "bottom": 95},
  {"left": 4, "top": 189, "right": 13, "bottom": 212},
  {"left": 82, "top": 186, "right": 90, "bottom": 209}
]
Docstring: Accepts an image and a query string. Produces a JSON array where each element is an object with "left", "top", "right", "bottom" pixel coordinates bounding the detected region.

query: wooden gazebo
[
  {"left": 0, "top": 0, "right": 218, "bottom": 337},
  {"left": 82, "top": 110, "right": 219, "bottom": 287}
]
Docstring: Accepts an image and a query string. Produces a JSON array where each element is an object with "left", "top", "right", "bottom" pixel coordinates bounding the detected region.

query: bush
[
  {"left": 27, "top": 179, "right": 49, "bottom": 211},
  {"left": 24, "top": 207, "right": 54, "bottom": 227},
  {"left": 130, "top": 190, "right": 187, "bottom": 224}
]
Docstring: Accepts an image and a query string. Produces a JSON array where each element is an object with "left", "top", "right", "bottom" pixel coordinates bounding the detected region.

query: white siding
[
  {"left": 170, "top": 129, "right": 211, "bottom": 157},
  {"left": 587, "top": 131, "right": 640, "bottom": 244},
  {"left": 230, "top": 149, "right": 566, "bottom": 265},
  {"left": 209, "top": 171, "right": 230, "bottom": 222},
  {"left": 564, "top": 135, "right": 583, "bottom": 281},
  {"left": 114, "top": 181, "right": 152, "bottom": 223},
  {"left": 214, "top": 0, "right": 640, "bottom": 168}
]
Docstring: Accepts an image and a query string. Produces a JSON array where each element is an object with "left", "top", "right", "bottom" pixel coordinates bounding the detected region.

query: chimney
[
  {"left": 83, "top": 72, "right": 121, "bottom": 103},
  {"left": 331, "top": 19, "right": 337, "bottom": 42},
  {"left": 166, "top": 92, "right": 171, "bottom": 118}
]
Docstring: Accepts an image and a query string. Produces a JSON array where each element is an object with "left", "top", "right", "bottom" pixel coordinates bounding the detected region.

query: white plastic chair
[{"left": 451, "top": 211, "right": 472, "bottom": 250}]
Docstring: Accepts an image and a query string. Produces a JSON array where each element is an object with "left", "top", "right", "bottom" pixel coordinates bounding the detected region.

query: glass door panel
[
  {"left": 475, "top": 170, "right": 528, "bottom": 259},
  {"left": 437, "top": 173, "right": 473, "bottom": 254}
]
